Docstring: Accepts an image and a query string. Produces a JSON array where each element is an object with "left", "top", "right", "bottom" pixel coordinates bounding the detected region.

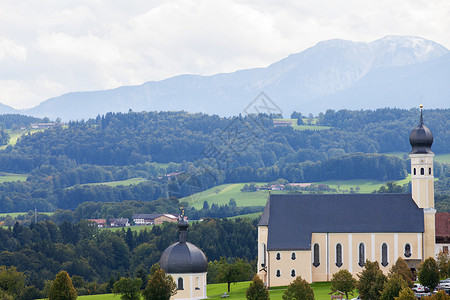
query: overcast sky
[{"left": 1, "top": 0, "right": 449, "bottom": 109}]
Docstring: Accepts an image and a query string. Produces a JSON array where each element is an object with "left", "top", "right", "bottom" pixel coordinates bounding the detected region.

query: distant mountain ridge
[{"left": 2, "top": 35, "right": 449, "bottom": 120}]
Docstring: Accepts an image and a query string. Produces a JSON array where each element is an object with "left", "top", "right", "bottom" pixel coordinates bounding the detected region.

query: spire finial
[{"left": 419, "top": 104, "right": 424, "bottom": 126}]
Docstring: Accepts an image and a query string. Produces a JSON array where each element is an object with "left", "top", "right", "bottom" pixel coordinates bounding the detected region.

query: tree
[
  {"left": 142, "top": 268, "right": 177, "bottom": 300},
  {"left": 48, "top": 271, "right": 77, "bottom": 300},
  {"left": 418, "top": 257, "right": 440, "bottom": 291},
  {"left": 394, "top": 287, "right": 416, "bottom": 300},
  {"left": 217, "top": 258, "right": 254, "bottom": 292},
  {"left": 357, "top": 261, "right": 387, "bottom": 300},
  {"left": 389, "top": 257, "right": 414, "bottom": 288},
  {"left": 282, "top": 276, "right": 314, "bottom": 300},
  {"left": 437, "top": 251, "right": 450, "bottom": 279},
  {"left": 0, "top": 266, "right": 26, "bottom": 298},
  {"left": 423, "top": 290, "right": 450, "bottom": 300},
  {"left": 380, "top": 274, "right": 408, "bottom": 300},
  {"left": 246, "top": 275, "right": 269, "bottom": 300},
  {"left": 113, "top": 277, "right": 141, "bottom": 300},
  {"left": 330, "top": 269, "right": 357, "bottom": 299}
]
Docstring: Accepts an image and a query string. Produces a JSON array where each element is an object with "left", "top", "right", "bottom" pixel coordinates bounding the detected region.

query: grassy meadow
[
  {"left": 67, "top": 178, "right": 147, "bottom": 189},
  {"left": 273, "top": 118, "right": 331, "bottom": 131},
  {"left": 182, "top": 177, "right": 413, "bottom": 209},
  {"left": 0, "top": 173, "right": 28, "bottom": 183},
  {"left": 0, "top": 128, "right": 45, "bottom": 150},
  {"left": 56, "top": 280, "right": 335, "bottom": 300}
]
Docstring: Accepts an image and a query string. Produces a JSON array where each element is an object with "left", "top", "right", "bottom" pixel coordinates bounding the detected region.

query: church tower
[{"left": 409, "top": 105, "right": 435, "bottom": 259}]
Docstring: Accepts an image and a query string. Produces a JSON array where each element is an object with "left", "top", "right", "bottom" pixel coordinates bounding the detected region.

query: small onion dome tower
[
  {"left": 408, "top": 104, "right": 435, "bottom": 260},
  {"left": 409, "top": 104, "right": 433, "bottom": 154},
  {"left": 159, "top": 218, "right": 207, "bottom": 300}
]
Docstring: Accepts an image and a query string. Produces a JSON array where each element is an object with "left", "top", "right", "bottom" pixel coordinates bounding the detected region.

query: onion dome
[
  {"left": 409, "top": 105, "right": 433, "bottom": 154},
  {"left": 159, "top": 219, "right": 207, "bottom": 274}
]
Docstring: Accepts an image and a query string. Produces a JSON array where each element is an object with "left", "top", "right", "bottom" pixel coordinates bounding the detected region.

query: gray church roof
[{"left": 258, "top": 193, "right": 424, "bottom": 251}]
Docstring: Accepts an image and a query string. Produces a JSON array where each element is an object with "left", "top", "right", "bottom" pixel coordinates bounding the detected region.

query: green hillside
[{"left": 183, "top": 177, "right": 412, "bottom": 209}]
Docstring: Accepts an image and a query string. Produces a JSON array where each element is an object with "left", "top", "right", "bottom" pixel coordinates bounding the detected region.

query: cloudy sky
[{"left": 1, "top": 0, "right": 449, "bottom": 109}]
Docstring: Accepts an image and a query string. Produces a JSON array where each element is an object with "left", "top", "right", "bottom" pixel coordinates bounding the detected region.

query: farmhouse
[
  {"left": 435, "top": 212, "right": 450, "bottom": 255},
  {"left": 257, "top": 108, "right": 436, "bottom": 286},
  {"left": 109, "top": 218, "right": 130, "bottom": 227}
]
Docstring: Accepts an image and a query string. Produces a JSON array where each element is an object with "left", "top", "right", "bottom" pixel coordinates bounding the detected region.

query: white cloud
[{"left": 0, "top": 0, "right": 449, "bottom": 109}]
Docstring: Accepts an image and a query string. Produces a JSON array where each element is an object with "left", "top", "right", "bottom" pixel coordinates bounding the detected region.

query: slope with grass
[
  {"left": 182, "top": 177, "right": 412, "bottom": 209},
  {"left": 0, "top": 173, "right": 28, "bottom": 183},
  {"left": 273, "top": 118, "right": 331, "bottom": 131},
  {"left": 58, "top": 280, "right": 335, "bottom": 300}
]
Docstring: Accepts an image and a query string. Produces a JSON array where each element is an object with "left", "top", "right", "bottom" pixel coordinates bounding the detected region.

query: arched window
[
  {"left": 336, "top": 243, "right": 343, "bottom": 267},
  {"left": 177, "top": 277, "right": 184, "bottom": 290},
  {"left": 421, "top": 168, "right": 425, "bottom": 175},
  {"left": 261, "top": 243, "right": 266, "bottom": 267},
  {"left": 276, "top": 270, "right": 281, "bottom": 277},
  {"left": 429, "top": 167, "right": 432, "bottom": 175},
  {"left": 413, "top": 168, "right": 416, "bottom": 175},
  {"left": 276, "top": 253, "right": 281, "bottom": 260},
  {"left": 358, "top": 243, "right": 365, "bottom": 267},
  {"left": 291, "top": 253, "right": 296, "bottom": 260},
  {"left": 291, "top": 269, "right": 296, "bottom": 277},
  {"left": 404, "top": 243, "right": 411, "bottom": 258},
  {"left": 313, "top": 243, "right": 320, "bottom": 267},
  {"left": 381, "top": 243, "right": 389, "bottom": 267},
  {"left": 195, "top": 277, "right": 200, "bottom": 290}
]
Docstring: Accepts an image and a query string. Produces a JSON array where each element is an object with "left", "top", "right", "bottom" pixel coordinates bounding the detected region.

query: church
[{"left": 257, "top": 108, "right": 436, "bottom": 286}]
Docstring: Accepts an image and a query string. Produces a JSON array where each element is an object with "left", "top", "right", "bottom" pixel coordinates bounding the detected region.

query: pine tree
[
  {"left": 246, "top": 275, "right": 269, "bottom": 300},
  {"left": 48, "top": 271, "right": 77, "bottom": 300},
  {"left": 142, "top": 268, "right": 177, "bottom": 300}
]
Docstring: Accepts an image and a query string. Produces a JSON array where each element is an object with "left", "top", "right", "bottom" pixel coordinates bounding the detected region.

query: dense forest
[
  {"left": 0, "top": 218, "right": 257, "bottom": 297},
  {"left": 0, "top": 109, "right": 449, "bottom": 212}
]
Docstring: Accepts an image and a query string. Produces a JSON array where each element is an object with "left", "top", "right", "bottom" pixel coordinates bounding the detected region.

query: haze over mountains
[{"left": 1, "top": 35, "right": 449, "bottom": 121}]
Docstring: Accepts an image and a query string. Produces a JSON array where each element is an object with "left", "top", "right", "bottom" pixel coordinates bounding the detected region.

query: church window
[
  {"left": 381, "top": 243, "right": 389, "bottom": 267},
  {"left": 291, "top": 253, "right": 296, "bottom": 260},
  {"left": 177, "top": 277, "right": 184, "bottom": 290},
  {"left": 261, "top": 243, "right": 266, "bottom": 267},
  {"left": 313, "top": 243, "right": 320, "bottom": 267},
  {"left": 276, "top": 270, "right": 281, "bottom": 277},
  {"left": 429, "top": 167, "right": 432, "bottom": 175},
  {"left": 358, "top": 243, "right": 365, "bottom": 267},
  {"left": 291, "top": 269, "right": 296, "bottom": 277},
  {"left": 336, "top": 243, "right": 343, "bottom": 267},
  {"left": 276, "top": 253, "right": 281, "bottom": 260},
  {"left": 414, "top": 168, "right": 416, "bottom": 175},
  {"left": 195, "top": 277, "right": 200, "bottom": 290},
  {"left": 421, "top": 168, "right": 425, "bottom": 175},
  {"left": 404, "top": 244, "right": 411, "bottom": 258}
]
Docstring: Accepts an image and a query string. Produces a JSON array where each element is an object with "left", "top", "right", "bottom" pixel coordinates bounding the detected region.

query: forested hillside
[
  {"left": 0, "top": 218, "right": 256, "bottom": 298},
  {"left": 0, "top": 108, "right": 448, "bottom": 212}
]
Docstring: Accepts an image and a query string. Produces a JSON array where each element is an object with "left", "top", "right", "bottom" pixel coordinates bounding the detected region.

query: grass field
[
  {"left": 273, "top": 119, "right": 331, "bottom": 131},
  {"left": 55, "top": 281, "right": 336, "bottom": 300},
  {"left": 0, "top": 128, "right": 44, "bottom": 150},
  {"left": 0, "top": 173, "right": 28, "bottom": 183},
  {"left": 76, "top": 178, "right": 147, "bottom": 188},
  {"left": 182, "top": 177, "right": 413, "bottom": 209},
  {"left": 101, "top": 225, "right": 154, "bottom": 232},
  {"left": 228, "top": 212, "right": 263, "bottom": 220},
  {"left": 0, "top": 212, "right": 53, "bottom": 218},
  {"left": 182, "top": 183, "right": 270, "bottom": 209}
]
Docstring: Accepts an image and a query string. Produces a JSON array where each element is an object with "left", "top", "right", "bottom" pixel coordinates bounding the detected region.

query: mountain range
[{"left": 1, "top": 35, "right": 449, "bottom": 120}]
